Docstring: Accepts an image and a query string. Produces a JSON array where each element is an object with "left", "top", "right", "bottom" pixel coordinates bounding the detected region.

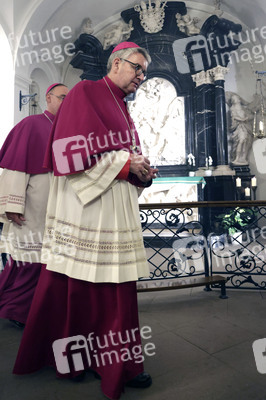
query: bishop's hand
[{"left": 129, "top": 154, "right": 158, "bottom": 182}]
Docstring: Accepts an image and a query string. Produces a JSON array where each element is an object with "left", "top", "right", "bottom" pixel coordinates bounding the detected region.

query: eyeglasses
[
  {"left": 50, "top": 92, "right": 66, "bottom": 101},
  {"left": 120, "top": 58, "right": 147, "bottom": 78}
]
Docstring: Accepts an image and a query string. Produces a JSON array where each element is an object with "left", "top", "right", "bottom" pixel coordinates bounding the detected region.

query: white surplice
[
  {"left": 0, "top": 170, "right": 50, "bottom": 263},
  {"left": 41, "top": 150, "right": 150, "bottom": 283}
]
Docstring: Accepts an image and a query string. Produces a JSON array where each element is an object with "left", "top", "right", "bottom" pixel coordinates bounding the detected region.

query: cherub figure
[
  {"left": 176, "top": 13, "right": 200, "bottom": 36},
  {"left": 103, "top": 20, "right": 134, "bottom": 50},
  {"left": 80, "top": 18, "right": 93, "bottom": 35}
]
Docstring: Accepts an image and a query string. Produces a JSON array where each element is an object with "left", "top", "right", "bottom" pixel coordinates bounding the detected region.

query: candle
[
  {"left": 245, "top": 187, "right": 251, "bottom": 197},
  {"left": 251, "top": 177, "right": 257, "bottom": 187},
  {"left": 259, "top": 120, "right": 264, "bottom": 132},
  {"left": 236, "top": 177, "right": 241, "bottom": 187}
]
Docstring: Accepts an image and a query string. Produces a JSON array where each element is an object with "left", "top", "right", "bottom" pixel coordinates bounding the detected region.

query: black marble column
[
  {"left": 193, "top": 72, "right": 216, "bottom": 168},
  {"left": 214, "top": 67, "right": 229, "bottom": 166}
]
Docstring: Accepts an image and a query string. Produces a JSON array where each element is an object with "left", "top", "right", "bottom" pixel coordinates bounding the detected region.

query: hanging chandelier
[{"left": 253, "top": 71, "right": 266, "bottom": 139}]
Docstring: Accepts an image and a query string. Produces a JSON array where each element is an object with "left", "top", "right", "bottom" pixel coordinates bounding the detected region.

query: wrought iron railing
[{"left": 139, "top": 201, "right": 266, "bottom": 291}]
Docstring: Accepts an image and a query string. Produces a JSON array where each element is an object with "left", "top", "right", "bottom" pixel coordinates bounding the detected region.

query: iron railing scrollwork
[
  {"left": 139, "top": 201, "right": 266, "bottom": 291},
  {"left": 140, "top": 204, "right": 206, "bottom": 281}
]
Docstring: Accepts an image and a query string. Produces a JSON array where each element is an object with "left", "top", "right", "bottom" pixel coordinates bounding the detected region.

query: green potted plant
[{"left": 215, "top": 207, "right": 256, "bottom": 242}]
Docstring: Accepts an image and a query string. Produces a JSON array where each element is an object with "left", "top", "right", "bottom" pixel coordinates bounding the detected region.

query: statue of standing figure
[{"left": 226, "top": 92, "right": 260, "bottom": 165}]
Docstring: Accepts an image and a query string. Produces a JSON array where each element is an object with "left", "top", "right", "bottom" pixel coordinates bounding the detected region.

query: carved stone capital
[
  {"left": 192, "top": 70, "right": 214, "bottom": 87},
  {"left": 192, "top": 66, "right": 229, "bottom": 87},
  {"left": 211, "top": 65, "right": 229, "bottom": 81}
]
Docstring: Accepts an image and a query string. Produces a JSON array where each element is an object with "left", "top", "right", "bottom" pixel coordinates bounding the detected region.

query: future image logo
[
  {"left": 9, "top": 25, "right": 76, "bottom": 67},
  {"left": 253, "top": 338, "right": 266, "bottom": 374},
  {"left": 172, "top": 35, "right": 212, "bottom": 74},
  {"left": 173, "top": 26, "right": 266, "bottom": 75},
  {"left": 52, "top": 135, "right": 90, "bottom": 174},
  {"left": 52, "top": 327, "right": 156, "bottom": 374},
  {"left": 53, "top": 335, "right": 91, "bottom": 374}
]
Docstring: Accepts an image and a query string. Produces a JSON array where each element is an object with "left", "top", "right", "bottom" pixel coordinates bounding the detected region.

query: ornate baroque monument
[{"left": 70, "top": 1, "right": 242, "bottom": 183}]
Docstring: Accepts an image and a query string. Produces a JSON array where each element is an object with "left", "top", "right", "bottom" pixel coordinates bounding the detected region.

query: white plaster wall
[{"left": 0, "top": 24, "right": 14, "bottom": 147}]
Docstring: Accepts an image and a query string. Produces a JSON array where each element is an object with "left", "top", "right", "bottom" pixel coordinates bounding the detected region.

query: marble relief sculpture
[
  {"left": 128, "top": 77, "right": 186, "bottom": 167},
  {"left": 138, "top": 181, "right": 197, "bottom": 204},
  {"left": 176, "top": 13, "right": 200, "bottom": 36},
  {"left": 103, "top": 20, "right": 134, "bottom": 50},
  {"left": 226, "top": 92, "right": 260, "bottom": 165},
  {"left": 134, "top": 0, "right": 167, "bottom": 34}
]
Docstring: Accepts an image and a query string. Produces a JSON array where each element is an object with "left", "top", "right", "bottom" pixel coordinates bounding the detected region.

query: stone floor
[{"left": 1, "top": 287, "right": 266, "bottom": 400}]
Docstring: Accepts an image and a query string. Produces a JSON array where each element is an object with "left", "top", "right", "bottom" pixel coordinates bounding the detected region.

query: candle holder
[
  {"left": 235, "top": 177, "right": 242, "bottom": 200},
  {"left": 244, "top": 186, "right": 251, "bottom": 200},
  {"left": 252, "top": 186, "right": 257, "bottom": 200}
]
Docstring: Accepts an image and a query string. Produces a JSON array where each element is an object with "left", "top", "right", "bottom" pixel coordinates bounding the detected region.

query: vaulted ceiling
[{"left": 2, "top": 0, "right": 266, "bottom": 49}]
